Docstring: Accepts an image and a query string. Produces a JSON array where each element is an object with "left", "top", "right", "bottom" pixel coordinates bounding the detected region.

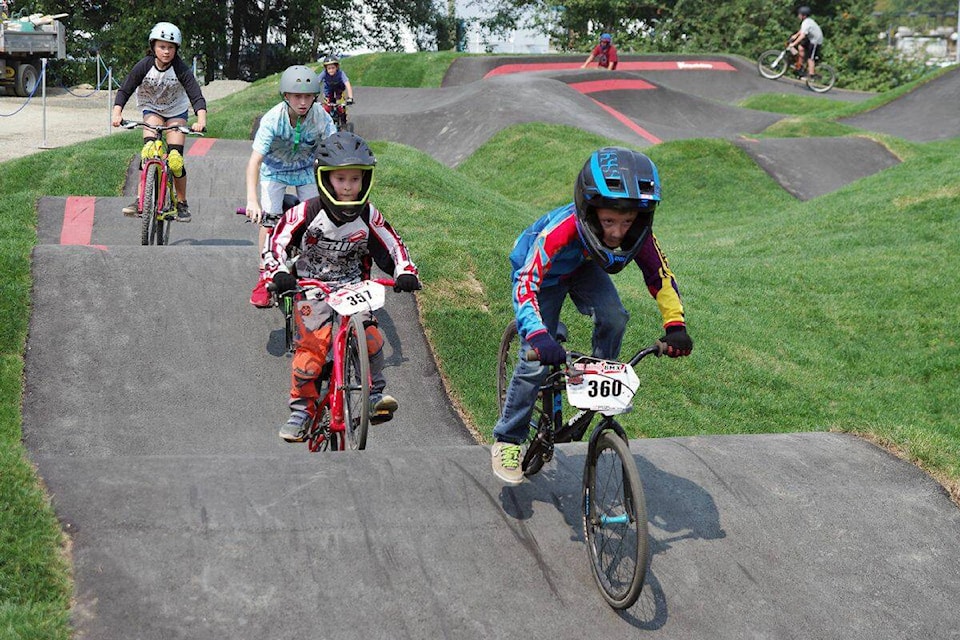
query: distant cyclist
[
  {"left": 581, "top": 33, "right": 619, "bottom": 70},
  {"left": 788, "top": 6, "right": 823, "bottom": 78},
  {"left": 320, "top": 55, "right": 354, "bottom": 108}
]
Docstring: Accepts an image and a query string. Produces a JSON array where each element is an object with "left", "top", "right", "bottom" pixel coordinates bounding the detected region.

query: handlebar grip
[{"left": 236, "top": 207, "right": 246, "bottom": 215}]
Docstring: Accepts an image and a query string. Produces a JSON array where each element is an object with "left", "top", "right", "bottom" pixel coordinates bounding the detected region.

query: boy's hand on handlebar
[
  {"left": 393, "top": 274, "right": 421, "bottom": 292},
  {"left": 271, "top": 271, "right": 298, "bottom": 294},
  {"left": 659, "top": 326, "right": 693, "bottom": 358},
  {"left": 245, "top": 202, "right": 262, "bottom": 224},
  {"left": 528, "top": 331, "right": 566, "bottom": 366}
]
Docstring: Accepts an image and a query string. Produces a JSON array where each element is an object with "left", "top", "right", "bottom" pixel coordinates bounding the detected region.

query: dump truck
[{"left": 0, "top": 12, "right": 66, "bottom": 97}]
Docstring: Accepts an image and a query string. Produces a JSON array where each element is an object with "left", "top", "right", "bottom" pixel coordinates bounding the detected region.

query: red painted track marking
[
  {"left": 589, "top": 98, "right": 662, "bottom": 145},
  {"left": 187, "top": 137, "right": 216, "bottom": 156},
  {"left": 568, "top": 79, "right": 655, "bottom": 93},
  {"left": 60, "top": 196, "right": 96, "bottom": 245},
  {"left": 484, "top": 60, "right": 737, "bottom": 78}
]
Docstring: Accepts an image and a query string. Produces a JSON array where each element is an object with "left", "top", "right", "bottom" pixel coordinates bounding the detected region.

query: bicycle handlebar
[
  {"left": 119, "top": 119, "right": 206, "bottom": 135},
  {"left": 269, "top": 277, "right": 398, "bottom": 296},
  {"left": 524, "top": 341, "right": 666, "bottom": 365}
]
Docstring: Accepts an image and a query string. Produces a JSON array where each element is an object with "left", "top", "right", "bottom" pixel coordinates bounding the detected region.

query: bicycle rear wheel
[
  {"left": 496, "top": 319, "right": 519, "bottom": 415},
  {"left": 342, "top": 314, "right": 370, "bottom": 450},
  {"left": 582, "top": 429, "right": 649, "bottom": 609},
  {"left": 141, "top": 164, "right": 160, "bottom": 246},
  {"left": 806, "top": 63, "right": 836, "bottom": 93},
  {"left": 757, "top": 49, "right": 788, "bottom": 79}
]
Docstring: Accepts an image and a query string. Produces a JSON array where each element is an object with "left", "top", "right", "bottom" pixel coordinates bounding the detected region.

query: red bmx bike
[{"left": 276, "top": 277, "right": 395, "bottom": 451}]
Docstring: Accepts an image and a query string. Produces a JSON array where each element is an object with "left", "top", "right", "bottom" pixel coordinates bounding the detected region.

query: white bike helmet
[{"left": 149, "top": 22, "right": 182, "bottom": 47}]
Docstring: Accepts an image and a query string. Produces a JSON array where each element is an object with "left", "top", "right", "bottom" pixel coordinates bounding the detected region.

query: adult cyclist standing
[{"left": 788, "top": 6, "right": 823, "bottom": 78}]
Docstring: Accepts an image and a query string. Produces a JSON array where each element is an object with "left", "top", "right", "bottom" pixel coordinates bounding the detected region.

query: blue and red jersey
[{"left": 509, "top": 203, "right": 685, "bottom": 339}]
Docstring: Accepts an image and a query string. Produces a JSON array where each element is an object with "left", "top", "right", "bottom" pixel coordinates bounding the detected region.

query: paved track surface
[{"left": 22, "top": 55, "right": 960, "bottom": 638}]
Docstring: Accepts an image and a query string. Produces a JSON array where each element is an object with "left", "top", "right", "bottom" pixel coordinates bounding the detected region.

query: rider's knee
[
  {"left": 167, "top": 145, "right": 185, "bottom": 178},
  {"left": 364, "top": 321, "right": 384, "bottom": 356},
  {"left": 139, "top": 136, "right": 160, "bottom": 162}
]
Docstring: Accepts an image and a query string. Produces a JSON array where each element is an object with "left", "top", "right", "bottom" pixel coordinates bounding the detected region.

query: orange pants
[{"left": 289, "top": 298, "right": 385, "bottom": 409}]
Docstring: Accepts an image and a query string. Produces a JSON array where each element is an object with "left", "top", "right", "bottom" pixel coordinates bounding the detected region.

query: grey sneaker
[
  {"left": 122, "top": 199, "right": 140, "bottom": 217},
  {"left": 176, "top": 201, "right": 192, "bottom": 223},
  {"left": 279, "top": 409, "right": 311, "bottom": 442},
  {"left": 369, "top": 393, "right": 398, "bottom": 425},
  {"left": 491, "top": 442, "right": 523, "bottom": 485}
]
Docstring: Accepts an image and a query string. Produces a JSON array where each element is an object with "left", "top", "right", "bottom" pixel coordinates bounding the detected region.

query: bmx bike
[
  {"left": 496, "top": 319, "right": 665, "bottom": 609},
  {"left": 323, "top": 97, "right": 354, "bottom": 133},
  {"left": 121, "top": 120, "right": 205, "bottom": 245},
  {"left": 276, "top": 277, "right": 396, "bottom": 451},
  {"left": 757, "top": 46, "right": 836, "bottom": 93}
]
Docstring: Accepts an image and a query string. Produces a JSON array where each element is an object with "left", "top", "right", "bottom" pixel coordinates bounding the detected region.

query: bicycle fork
[{"left": 584, "top": 419, "right": 636, "bottom": 527}]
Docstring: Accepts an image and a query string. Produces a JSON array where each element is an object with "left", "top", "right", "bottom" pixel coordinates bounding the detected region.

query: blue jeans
[{"left": 492, "top": 262, "right": 629, "bottom": 444}]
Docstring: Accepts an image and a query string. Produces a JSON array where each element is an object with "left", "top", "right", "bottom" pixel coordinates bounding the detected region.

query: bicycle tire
[
  {"left": 159, "top": 180, "right": 174, "bottom": 246},
  {"left": 342, "top": 314, "right": 370, "bottom": 450},
  {"left": 757, "top": 49, "right": 788, "bottom": 79},
  {"left": 583, "top": 429, "right": 649, "bottom": 609},
  {"left": 283, "top": 296, "right": 295, "bottom": 353},
  {"left": 141, "top": 164, "right": 160, "bottom": 246},
  {"left": 496, "top": 319, "right": 519, "bottom": 415},
  {"left": 806, "top": 64, "right": 836, "bottom": 93}
]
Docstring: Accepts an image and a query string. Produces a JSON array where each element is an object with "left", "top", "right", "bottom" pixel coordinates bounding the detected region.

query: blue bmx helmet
[
  {"left": 574, "top": 147, "right": 661, "bottom": 274},
  {"left": 600, "top": 33, "right": 612, "bottom": 43}
]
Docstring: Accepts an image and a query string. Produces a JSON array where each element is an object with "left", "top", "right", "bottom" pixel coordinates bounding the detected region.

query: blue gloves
[
  {"left": 660, "top": 326, "right": 693, "bottom": 358},
  {"left": 528, "top": 331, "right": 566, "bottom": 366},
  {"left": 394, "top": 274, "right": 421, "bottom": 292},
  {"left": 271, "top": 271, "right": 298, "bottom": 295}
]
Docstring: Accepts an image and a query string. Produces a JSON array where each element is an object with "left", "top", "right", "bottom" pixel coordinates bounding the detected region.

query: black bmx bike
[
  {"left": 497, "top": 319, "right": 664, "bottom": 609},
  {"left": 757, "top": 46, "right": 836, "bottom": 93}
]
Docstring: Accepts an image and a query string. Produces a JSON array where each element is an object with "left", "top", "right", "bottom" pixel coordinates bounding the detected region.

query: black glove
[
  {"left": 271, "top": 271, "right": 298, "bottom": 295},
  {"left": 346, "top": 97, "right": 354, "bottom": 105},
  {"left": 528, "top": 331, "right": 566, "bottom": 366},
  {"left": 393, "top": 274, "right": 421, "bottom": 293},
  {"left": 659, "top": 326, "right": 693, "bottom": 358}
]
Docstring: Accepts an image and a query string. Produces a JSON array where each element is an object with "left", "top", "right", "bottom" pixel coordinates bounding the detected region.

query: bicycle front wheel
[
  {"left": 757, "top": 49, "right": 788, "bottom": 79},
  {"left": 806, "top": 64, "right": 836, "bottom": 93},
  {"left": 342, "top": 314, "right": 370, "bottom": 450},
  {"left": 583, "top": 429, "right": 649, "bottom": 609},
  {"left": 141, "top": 164, "right": 160, "bottom": 246},
  {"left": 158, "top": 181, "right": 174, "bottom": 246}
]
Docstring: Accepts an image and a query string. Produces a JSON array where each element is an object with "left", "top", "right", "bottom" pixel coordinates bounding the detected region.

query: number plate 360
[{"left": 566, "top": 360, "right": 639, "bottom": 415}]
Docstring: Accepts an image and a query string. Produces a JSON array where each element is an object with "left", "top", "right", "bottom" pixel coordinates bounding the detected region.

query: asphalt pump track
[{"left": 23, "top": 56, "right": 960, "bottom": 638}]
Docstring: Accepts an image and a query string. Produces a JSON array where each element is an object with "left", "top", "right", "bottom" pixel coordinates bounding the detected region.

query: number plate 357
[{"left": 327, "top": 281, "right": 386, "bottom": 315}]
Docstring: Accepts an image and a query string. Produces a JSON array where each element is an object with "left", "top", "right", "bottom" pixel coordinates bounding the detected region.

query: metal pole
[
  {"left": 107, "top": 67, "right": 113, "bottom": 134},
  {"left": 956, "top": 0, "right": 959, "bottom": 62},
  {"left": 40, "top": 58, "right": 52, "bottom": 149}
]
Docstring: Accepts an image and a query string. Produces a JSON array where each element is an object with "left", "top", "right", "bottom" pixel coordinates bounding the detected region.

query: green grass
[{"left": 2, "top": 51, "right": 959, "bottom": 636}]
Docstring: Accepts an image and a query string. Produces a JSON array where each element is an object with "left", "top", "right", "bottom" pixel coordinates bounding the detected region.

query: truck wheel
[{"left": 15, "top": 64, "right": 39, "bottom": 97}]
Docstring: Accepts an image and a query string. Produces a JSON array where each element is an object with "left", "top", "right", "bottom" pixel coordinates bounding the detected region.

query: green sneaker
[{"left": 491, "top": 442, "right": 523, "bottom": 485}]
